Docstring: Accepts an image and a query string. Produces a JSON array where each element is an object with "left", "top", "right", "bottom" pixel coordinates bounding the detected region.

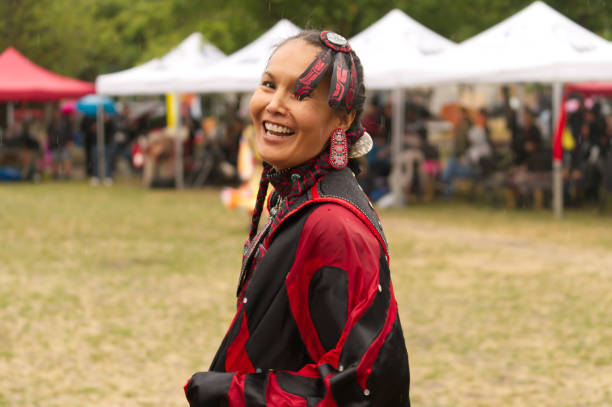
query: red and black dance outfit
[{"left": 186, "top": 152, "right": 410, "bottom": 406}]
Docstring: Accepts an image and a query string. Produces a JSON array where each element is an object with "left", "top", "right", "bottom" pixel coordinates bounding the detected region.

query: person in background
[
  {"left": 440, "top": 106, "right": 473, "bottom": 196},
  {"left": 111, "top": 105, "right": 138, "bottom": 176},
  {"left": 47, "top": 108, "right": 73, "bottom": 179},
  {"left": 90, "top": 114, "right": 115, "bottom": 186},
  {"left": 363, "top": 131, "right": 391, "bottom": 199},
  {"left": 566, "top": 102, "right": 607, "bottom": 203},
  {"left": 222, "top": 117, "right": 243, "bottom": 169},
  {"left": 513, "top": 108, "right": 543, "bottom": 168},
  {"left": 80, "top": 114, "right": 97, "bottom": 177},
  {"left": 2, "top": 119, "right": 40, "bottom": 180}
]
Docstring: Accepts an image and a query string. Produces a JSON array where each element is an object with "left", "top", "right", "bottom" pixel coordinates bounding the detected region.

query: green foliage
[{"left": 1, "top": 0, "right": 610, "bottom": 81}]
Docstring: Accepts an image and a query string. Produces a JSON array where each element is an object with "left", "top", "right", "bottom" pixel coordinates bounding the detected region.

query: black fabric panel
[
  {"left": 245, "top": 208, "right": 316, "bottom": 370},
  {"left": 244, "top": 373, "right": 268, "bottom": 407},
  {"left": 245, "top": 285, "right": 314, "bottom": 370},
  {"left": 317, "top": 168, "right": 388, "bottom": 250},
  {"left": 366, "top": 316, "right": 411, "bottom": 407},
  {"left": 317, "top": 363, "right": 335, "bottom": 379},
  {"left": 209, "top": 309, "right": 244, "bottom": 371},
  {"left": 309, "top": 266, "right": 348, "bottom": 351},
  {"left": 339, "top": 246, "right": 391, "bottom": 367},
  {"left": 294, "top": 48, "right": 333, "bottom": 98},
  {"left": 276, "top": 372, "right": 326, "bottom": 407},
  {"left": 185, "top": 371, "right": 233, "bottom": 407},
  {"left": 328, "top": 52, "right": 350, "bottom": 110},
  {"left": 244, "top": 209, "right": 311, "bottom": 334},
  {"left": 329, "top": 368, "right": 370, "bottom": 407}
]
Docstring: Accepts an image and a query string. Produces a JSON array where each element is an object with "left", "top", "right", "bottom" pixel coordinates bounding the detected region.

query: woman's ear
[{"left": 338, "top": 111, "right": 357, "bottom": 131}]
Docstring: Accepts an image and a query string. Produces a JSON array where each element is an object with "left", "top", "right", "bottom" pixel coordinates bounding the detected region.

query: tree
[{"left": 1, "top": 0, "right": 610, "bottom": 81}]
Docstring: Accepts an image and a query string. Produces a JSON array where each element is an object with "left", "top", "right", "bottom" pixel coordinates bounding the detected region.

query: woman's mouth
[{"left": 264, "top": 121, "right": 295, "bottom": 138}]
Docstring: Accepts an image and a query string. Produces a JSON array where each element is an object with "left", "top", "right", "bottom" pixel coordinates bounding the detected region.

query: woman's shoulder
[{"left": 303, "top": 203, "right": 380, "bottom": 248}]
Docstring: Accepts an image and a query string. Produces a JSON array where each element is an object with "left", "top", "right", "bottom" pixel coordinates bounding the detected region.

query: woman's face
[{"left": 249, "top": 39, "right": 352, "bottom": 170}]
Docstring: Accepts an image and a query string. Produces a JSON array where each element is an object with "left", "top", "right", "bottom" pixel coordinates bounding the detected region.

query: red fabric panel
[
  {"left": 272, "top": 184, "right": 388, "bottom": 264},
  {"left": 227, "top": 373, "right": 247, "bottom": 407},
  {"left": 555, "top": 82, "right": 612, "bottom": 161},
  {"left": 319, "top": 375, "right": 340, "bottom": 407},
  {"left": 266, "top": 373, "right": 309, "bottom": 407},
  {"left": 311, "top": 190, "right": 389, "bottom": 264},
  {"left": 286, "top": 204, "right": 382, "bottom": 367},
  {"left": 553, "top": 94, "right": 568, "bottom": 161},
  {"left": 183, "top": 377, "right": 190, "bottom": 395},
  {"left": 225, "top": 309, "right": 255, "bottom": 372},
  {"left": 356, "top": 296, "right": 398, "bottom": 389}
]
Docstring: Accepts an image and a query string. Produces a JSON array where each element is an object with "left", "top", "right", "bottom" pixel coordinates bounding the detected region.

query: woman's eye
[
  {"left": 295, "top": 93, "right": 310, "bottom": 101},
  {"left": 262, "top": 80, "right": 275, "bottom": 89}
]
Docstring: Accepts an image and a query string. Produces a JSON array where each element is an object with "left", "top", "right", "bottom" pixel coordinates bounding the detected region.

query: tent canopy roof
[
  {"left": 0, "top": 47, "right": 95, "bottom": 101},
  {"left": 409, "top": 1, "right": 612, "bottom": 86},
  {"left": 182, "top": 19, "right": 301, "bottom": 93},
  {"left": 96, "top": 33, "right": 226, "bottom": 95},
  {"left": 565, "top": 82, "right": 612, "bottom": 97},
  {"left": 349, "top": 9, "right": 455, "bottom": 89}
]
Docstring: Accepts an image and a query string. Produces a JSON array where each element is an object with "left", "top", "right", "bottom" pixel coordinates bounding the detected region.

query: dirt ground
[{"left": 1, "top": 183, "right": 611, "bottom": 406}]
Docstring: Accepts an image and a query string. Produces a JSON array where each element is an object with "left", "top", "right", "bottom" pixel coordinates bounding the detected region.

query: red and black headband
[{"left": 294, "top": 31, "right": 359, "bottom": 114}]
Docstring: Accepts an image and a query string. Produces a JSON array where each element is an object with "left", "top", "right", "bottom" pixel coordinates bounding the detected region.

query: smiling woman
[
  {"left": 185, "top": 30, "right": 411, "bottom": 407},
  {"left": 250, "top": 38, "right": 353, "bottom": 170}
]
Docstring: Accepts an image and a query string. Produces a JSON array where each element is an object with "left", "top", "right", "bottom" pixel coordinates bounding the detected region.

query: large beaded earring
[{"left": 329, "top": 128, "right": 348, "bottom": 169}]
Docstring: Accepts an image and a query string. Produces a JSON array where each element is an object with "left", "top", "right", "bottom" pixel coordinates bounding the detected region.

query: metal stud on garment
[{"left": 329, "top": 128, "right": 348, "bottom": 169}]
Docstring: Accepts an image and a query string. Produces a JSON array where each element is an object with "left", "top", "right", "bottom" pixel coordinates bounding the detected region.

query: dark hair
[{"left": 275, "top": 30, "right": 367, "bottom": 138}]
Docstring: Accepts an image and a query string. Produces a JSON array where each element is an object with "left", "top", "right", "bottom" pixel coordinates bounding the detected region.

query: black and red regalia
[{"left": 186, "top": 151, "right": 410, "bottom": 406}]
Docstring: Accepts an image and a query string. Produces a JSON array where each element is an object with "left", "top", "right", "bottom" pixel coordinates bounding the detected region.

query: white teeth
[{"left": 264, "top": 122, "right": 293, "bottom": 134}]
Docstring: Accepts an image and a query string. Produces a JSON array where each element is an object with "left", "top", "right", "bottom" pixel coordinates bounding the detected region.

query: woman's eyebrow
[
  {"left": 264, "top": 70, "right": 300, "bottom": 84},
  {"left": 262, "top": 71, "right": 275, "bottom": 80}
]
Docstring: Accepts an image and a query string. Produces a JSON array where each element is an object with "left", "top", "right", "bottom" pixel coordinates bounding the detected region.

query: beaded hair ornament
[{"left": 294, "top": 31, "right": 371, "bottom": 169}]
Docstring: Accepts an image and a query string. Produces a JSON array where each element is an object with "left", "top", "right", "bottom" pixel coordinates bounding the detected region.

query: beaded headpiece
[{"left": 294, "top": 31, "right": 359, "bottom": 113}]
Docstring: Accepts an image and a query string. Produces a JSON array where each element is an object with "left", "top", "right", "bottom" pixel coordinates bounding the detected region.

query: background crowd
[{"left": 2, "top": 86, "right": 611, "bottom": 210}]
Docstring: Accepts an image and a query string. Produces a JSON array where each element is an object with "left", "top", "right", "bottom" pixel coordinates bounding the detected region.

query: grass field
[{"left": 1, "top": 181, "right": 611, "bottom": 407}]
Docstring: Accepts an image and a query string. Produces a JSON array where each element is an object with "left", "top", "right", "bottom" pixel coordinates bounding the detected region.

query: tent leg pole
[
  {"left": 96, "top": 104, "right": 106, "bottom": 181},
  {"left": 7, "top": 102, "right": 14, "bottom": 129},
  {"left": 516, "top": 84, "right": 525, "bottom": 127},
  {"left": 390, "top": 88, "right": 405, "bottom": 206},
  {"left": 553, "top": 159, "right": 562, "bottom": 219},
  {"left": 173, "top": 92, "right": 184, "bottom": 189}
]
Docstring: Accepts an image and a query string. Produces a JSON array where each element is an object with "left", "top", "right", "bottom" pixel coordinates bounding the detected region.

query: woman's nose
[{"left": 265, "top": 91, "right": 288, "bottom": 115}]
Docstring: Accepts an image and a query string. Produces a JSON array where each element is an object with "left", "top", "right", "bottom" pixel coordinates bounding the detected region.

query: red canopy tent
[
  {"left": 553, "top": 82, "right": 612, "bottom": 161},
  {"left": 0, "top": 46, "right": 94, "bottom": 101}
]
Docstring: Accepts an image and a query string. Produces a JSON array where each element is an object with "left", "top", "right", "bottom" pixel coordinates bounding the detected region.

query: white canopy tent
[
  {"left": 96, "top": 33, "right": 225, "bottom": 188},
  {"left": 400, "top": 1, "right": 612, "bottom": 86},
  {"left": 349, "top": 8, "right": 456, "bottom": 90},
  {"left": 181, "top": 19, "right": 301, "bottom": 93},
  {"left": 380, "top": 1, "right": 612, "bottom": 216},
  {"left": 96, "top": 32, "right": 226, "bottom": 95},
  {"left": 349, "top": 9, "right": 456, "bottom": 206}
]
